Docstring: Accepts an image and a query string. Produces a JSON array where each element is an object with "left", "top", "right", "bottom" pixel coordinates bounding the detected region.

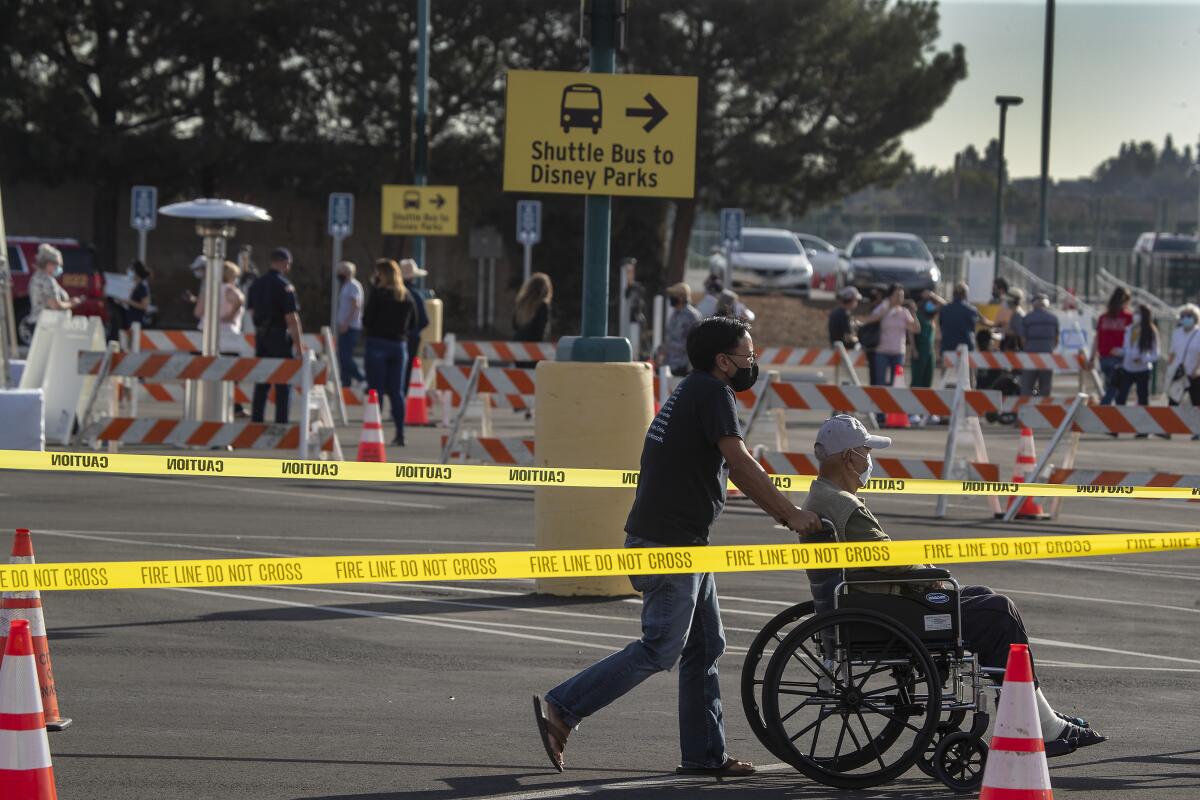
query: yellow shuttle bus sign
[
  {"left": 380, "top": 185, "right": 459, "bottom": 236},
  {"left": 503, "top": 70, "right": 698, "bottom": 199}
]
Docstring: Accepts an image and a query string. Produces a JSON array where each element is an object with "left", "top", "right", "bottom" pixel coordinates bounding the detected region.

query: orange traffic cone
[
  {"left": 979, "top": 644, "right": 1054, "bottom": 799},
  {"left": 0, "top": 619, "right": 59, "bottom": 799},
  {"left": 0, "top": 530, "right": 71, "bottom": 730},
  {"left": 1005, "top": 427, "right": 1048, "bottom": 520},
  {"left": 883, "top": 364, "right": 910, "bottom": 429},
  {"left": 356, "top": 390, "right": 387, "bottom": 462},
  {"left": 405, "top": 358, "right": 430, "bottom": 426}
]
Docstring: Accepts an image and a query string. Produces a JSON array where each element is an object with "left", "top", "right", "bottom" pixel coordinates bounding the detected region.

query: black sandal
[
  {"left": 532, "top": 695, "right": 566, "bottom": 773},
  {"left": 675, "top": 757, "right": 756, "bottom": 776}
]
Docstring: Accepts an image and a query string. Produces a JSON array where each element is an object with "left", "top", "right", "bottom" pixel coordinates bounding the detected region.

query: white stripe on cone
[
  {"left": 1, "top": 554, "right": 47, "bottom": 638},
  {"left": 361, "top": 403, "right": 385, "bottom": 444},
  {"left": 0, "top": 728, "right": 52, "bottom": 770},
  {"left": 980, "top": 679, "right": 1053, "bottom": 794},
  {"left": 0, "top": 654, "right": 43, "bottom": 715}
]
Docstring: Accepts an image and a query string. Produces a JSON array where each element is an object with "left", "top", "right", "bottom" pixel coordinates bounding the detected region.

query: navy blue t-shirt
[
  {"left": 123, "top": 280, "right": 149, "bottom": 328},
  {"left": 624, "top": 371, "right": 742, "bottom": 546},
  {"left": 938, "top": 300, "right": 979, "bottom": 353}
]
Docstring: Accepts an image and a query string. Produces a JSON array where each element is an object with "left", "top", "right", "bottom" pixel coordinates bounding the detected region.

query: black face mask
[
  {"left": 728, "top": 361, "right": 759, "bottom": 392},
  {"left": 337, "top": 275, "right": 347, "bottom": 284}
]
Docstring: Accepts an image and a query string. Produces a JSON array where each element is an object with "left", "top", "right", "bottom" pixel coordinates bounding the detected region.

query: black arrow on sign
[
  {"left": 625, "top": 93, "right": 668, "bottom": 132},
  {"left": 431, "top": 194, "right": 447, "bottom": 209}
]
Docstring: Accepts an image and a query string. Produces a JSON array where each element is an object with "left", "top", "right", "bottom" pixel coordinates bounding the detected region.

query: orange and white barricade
[
  {"left": 135, "top": 328, "right": 324, "bottom": 354},
  {"left": 429, "top": 338, "right": 555, "bottom": 365},
  {"left": 755, "top": 450, "right": 1004, "bottom": 484},
  {"left": 755, "top": 346, "right": 867, "bottom": 369},
  {"left": 1019, "top": 401, "right": 1200, "bottom": 438},
  {"left": 78, "top": 352, "right": 328, "bottom": 386},
  {"left": 443, "top": 436, "right": 536, "bottom": 466},
  {"left": 82, "top": 418, "right": 337, "bottom": 452}
]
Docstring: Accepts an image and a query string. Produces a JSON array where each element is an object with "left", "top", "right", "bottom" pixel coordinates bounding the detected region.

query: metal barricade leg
[{"left": 1003, "top": 392, "right": 1087, "bottom": 522}]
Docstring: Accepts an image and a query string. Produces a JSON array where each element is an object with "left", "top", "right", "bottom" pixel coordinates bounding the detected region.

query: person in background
[
  {"left": 118, "top": 260, "right": 152, "bottom": 339},
  {"left": 246, "top": 247, "right": 304, "bottom": 424},
  {"left": 695, "top": 275, "right": 723, "bottom": 318},
  {"left": 622, "top": 257, "right": 647, "bottom": 359},
  {"left": 1115, "top": 304, "right": 1159, "bottom": 427},
  {"left": 1015, "top": 293, "right": 1060, "bottom": 397},
  {"left": 514, "top": 272, "right": 553, "bottom": 345},
  {"left": 1166, "top": 303, "right": 1200, "bottom": 438},
  {"left": 399, "top": 259, "right": 430, "bottom": 396},
  {"left": 858, "top": 286, "right": 883, "bottom": 386},
  {"left": 195, "top": 261, "right": 247, "bottom": 416},
  {"left": 28, "top": 244, "right": 81, "bottom": 324},
  {"left": 707, "top": 245, "right": 727, "bottom": 280},
  {"left": 937, "top": 282, "right": 993, "bottom": 385},
  {"left": 864, "top": 283, "right": 918, "bottom": 390},
  {"left": 991, "top": 276, "right": 1010, "bottom": 305},
  {"left": 911, "top": 289, "right": 945, "bottom": 389},
  {"left": 715, "top": 289, "right": 755, "bottom": 324},
  {"left": 335, "top": 260, "right": 365, "bottom": 388},
  {"left": 999, "top": 288, "right": 1025, "bottom": 352},
  {"left": 827, "top": 287, "right": 861, "bottom": 349},
  {"left": 363, "top": 258, "right": 420, "bottom": 446},
  {"left": 1089, "top": 287, "right": 1132, "bottom": 405},
  {"left": 661, "top": 282, "right": 701, "bottom": 376}
]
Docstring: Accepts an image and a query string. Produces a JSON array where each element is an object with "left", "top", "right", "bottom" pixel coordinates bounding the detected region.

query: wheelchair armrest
[{"left": 843, "top": 567, "right": 953, "bottom": 583}]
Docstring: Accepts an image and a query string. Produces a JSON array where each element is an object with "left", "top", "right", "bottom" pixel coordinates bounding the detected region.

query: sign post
[
  {"left": 327, "top": 192, "right": 354, "bottom": 328},
  {"left": 380, "top": 185, "right": 459, "bottom": 237},
  {"left": 719, "top": 207, "right": 744, "bottom": 288},
  {"left": 516, "top": 199, "right": 542, "bottom": 283},
  {"left": 502, "top": 48, "right": 698, "bottom": 361},
  {"left": 130, "top": 185, "right": 158, "bottom": 263}
]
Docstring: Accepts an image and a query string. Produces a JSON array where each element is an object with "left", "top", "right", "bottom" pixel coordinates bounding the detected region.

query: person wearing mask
[
  {"left": 800, "top": 415, "right": 1105, "bottom": 755},
  {"left": 911, "top": 289, "right": 945, "bottom": 389},
  {"left": 399, "top": 259, "right": 430, "bottom": 396},
  {"left": 117, "top": 260, "right": 152, "bottom": 341},
  {"left": 1089, "top": 287, "right": 1133, "bottom": 405},
  {"left": 1015, "top": 294, "right": 1060, "bottom": 397},
  {"left": 827, "top": 287, "right": 861, "bottom": 349},
  {"left": 1115, "top": 304, "right": 1159, "bottom": 422},
  {"left": 533, "top": 317, "right": 822, "bottom": 776},
  {"left": 195, "top": 261, "right": 248, "bottom": 415},
  {"left": 695, "top": 275, "right": 723, "bottom": 318},
  {"left": 1166, "top": 304, "right": 1200, "bottom": 435},
  {"left": 27, "top": 244, "right": 81, "bottom": 325},
  {"left": 335, "top": 261, "right": 365, "bottom": 388},
  {"left": 246, "top": 247, "right": 305, "bottom": 424},
  {"left": 863, "top": 283, "right": 918, "bottom": 391},
  {"left": 363, "top": 259, "right": 420, "bottom": 446},
  {"left": 661, "top": 282, "right": 701, "bottom": 376},
  {"left": 999, "top": 288, "right": 1026, "bottom": 352},
  {"left": 938, "top": 282, "right": 990, "bottom": 359}
]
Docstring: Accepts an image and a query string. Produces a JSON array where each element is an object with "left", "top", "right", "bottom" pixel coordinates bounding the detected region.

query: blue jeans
[
  {"left": 364, "top": 337, "right": 408, "bottom": 435},
  {"left": 338, "top": 327, "right": 364, "bottom": 384},
  {"left": 873, "top": 352, "right": 904, "bottom": 423},
  {"left": 1099, "top": 355, "right": 1122, "bottom": 404},
  {"left": 546, "top": 535, "right": 728, "bottom": 769}
]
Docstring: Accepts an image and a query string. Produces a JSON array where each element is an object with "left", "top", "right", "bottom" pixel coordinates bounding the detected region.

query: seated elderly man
[{"left": 800, "top": 414, "right": 1106, "bottom": 753}]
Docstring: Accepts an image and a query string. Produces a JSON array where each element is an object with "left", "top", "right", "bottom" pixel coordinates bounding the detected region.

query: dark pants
[
  {"left": 365, "top": 337, "right": 408, "bottom": 437},
  {"left": 1168, "top": 376, "right": 1200, "bottom": 407},
  {"left": 1099, "top": 355, "right": 1122, "bottom": 404},
  {"left": 960, "top": 585, "right": 1036, "bottom": 682},
  {"left": 252, "top": 328, "right": 292, "bottom": 424},
  {"left": 338, "top": 327, "right": 364, "bottom": 384},
  {"left": 1115, "top": 369, "right": 1150, "bottom": 406}
]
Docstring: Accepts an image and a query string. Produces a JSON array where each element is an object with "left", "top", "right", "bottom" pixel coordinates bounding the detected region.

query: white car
[
  {"left": 729, "top": 227, "right": 813, "bottom": 296},
  {"left": 794, "top": 232, "right": 844, "bottom": 291}
]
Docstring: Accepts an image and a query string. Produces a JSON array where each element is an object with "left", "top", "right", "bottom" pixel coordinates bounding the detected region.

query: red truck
[{"left": 5, "top": 236, "right": 108, "bottom": 344}]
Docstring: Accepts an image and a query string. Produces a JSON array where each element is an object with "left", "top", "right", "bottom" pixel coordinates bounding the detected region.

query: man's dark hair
[{"left": 687, "top": 316, "right": 750, "bottom": 372}]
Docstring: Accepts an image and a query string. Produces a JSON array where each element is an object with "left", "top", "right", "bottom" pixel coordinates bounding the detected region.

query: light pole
[
  {"left": 1037, "top": 0, "right": 1055, "bottom": 247},
  {"left": 411, "top": 0, "right": 429, "bottom": 287},
  {"left": 1191, "top": 161, "right": 1200, "bottom": 237},
  {"left": 160, "top": 199, "right": 271, "bottom": 422},
  {"left": 994, "top": 95, "right": 1023, "bottom": 279}
]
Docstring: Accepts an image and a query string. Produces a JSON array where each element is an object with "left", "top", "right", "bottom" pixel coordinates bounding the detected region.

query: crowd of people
[{"left": 827, "top": 278, "right": 1200, "bottom": 433}]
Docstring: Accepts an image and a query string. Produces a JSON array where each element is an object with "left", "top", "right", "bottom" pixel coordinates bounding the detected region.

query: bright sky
[{"left": 902, "top": 1, "right": 1200, "bottom": 179}]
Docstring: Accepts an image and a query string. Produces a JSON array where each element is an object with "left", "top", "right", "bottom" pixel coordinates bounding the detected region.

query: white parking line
[
  {"left": 467, "top": 762, "right": 794, "bottom": 800},
  {"left": 996, "top": 588, "right": 1200, "bottom": 616},
  {"left": 1026, "top": 560, "right": 1200, "bottom": 582},
  {"left": 1037, "top": 661, "right": 1200, "bottom": 674},
  {"left": 1030, "top": 637, "right": 1200, "bottom": 666},
  {"left": 119, "top": 475, "right": 446, "bottom": 510}
]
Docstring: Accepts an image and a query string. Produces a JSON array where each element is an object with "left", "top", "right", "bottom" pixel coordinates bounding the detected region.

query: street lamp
[
  {"left": 159, "top": 198, "right": 271, "bottom": 423},
  {"left": 994, "top": 95, "right": 1023, "bottom": 280}
]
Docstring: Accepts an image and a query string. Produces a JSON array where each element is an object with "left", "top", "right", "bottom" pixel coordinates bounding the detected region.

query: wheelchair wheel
[
  {"left": 740, "top": 600, "right": 815, "bottom": 761},
  {"left": 761, "top": 608, "right": 942, "bottom": 790},
  {"left": 916, "top": 708, "right": 968, "bottom": 777},
  {"left": 933, "top": 731, "right": 988, "bottom": 792}
]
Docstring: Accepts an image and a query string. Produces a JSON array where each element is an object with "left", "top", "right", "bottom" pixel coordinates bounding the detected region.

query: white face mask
[
  {"left": 1183, "top": 316, "right": 1197, "bottom": 330},
  {"left": 850, "top": 449, "right": 873, "bottom": 488}
]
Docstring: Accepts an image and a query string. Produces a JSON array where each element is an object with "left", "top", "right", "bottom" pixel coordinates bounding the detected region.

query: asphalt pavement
[{"left": 2, "top": 414, "right": 1200, "bottom": 799}]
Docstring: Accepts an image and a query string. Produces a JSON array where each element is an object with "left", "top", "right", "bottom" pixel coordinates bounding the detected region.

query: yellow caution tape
[
  {"left": 1, "top": 532, "right": 1196, "bottom": 592},
  {"left": 2, "top": 450, "right": 1199, "bottom": 499}
]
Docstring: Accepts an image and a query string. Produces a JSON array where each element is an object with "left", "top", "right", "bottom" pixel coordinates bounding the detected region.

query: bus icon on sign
[
  {"left": 561, "top": 83, "right": 602, "bottom": 134},
  {"left": 403, "top": 190, "right": 421, "bottom": 210}
]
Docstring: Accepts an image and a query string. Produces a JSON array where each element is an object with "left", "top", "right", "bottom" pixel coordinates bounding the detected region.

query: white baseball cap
[{"left": 814, "top": 414, "right": 891, "bottom": 461}]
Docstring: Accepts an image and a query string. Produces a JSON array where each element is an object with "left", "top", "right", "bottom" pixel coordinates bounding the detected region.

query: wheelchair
[{"left": 741, "top": 537, "right": 999, "bottom": 792}]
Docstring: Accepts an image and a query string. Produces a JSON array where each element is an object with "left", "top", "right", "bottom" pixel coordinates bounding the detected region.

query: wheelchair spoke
[
  {"left": 861, "top": 700, "right": 924, "bottom": 735},
  {"left": 796, "top": 640, "right": 843, "bottom": 688},
  {"left": 832, "top": 713, "right": 849, "bottom": 762},
  {"left": 808, "top": 708, "right": 827, "bottom": 759},
  {"left": 788, "top": 706, "right": 835, "bottom": 744},
  {"left": 854, "top": 637, "right": 898, "bottom": 692},
  {"left": 855, "top": 711, "right": 888, "bottom": 772},
  {"left": 780, "top": 697, "right": 814, "bottom": 724}
]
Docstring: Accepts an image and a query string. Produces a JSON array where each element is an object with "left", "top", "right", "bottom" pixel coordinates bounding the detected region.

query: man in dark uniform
[{"left": 246, "top": 247, "right": 305, "bottom": 423}]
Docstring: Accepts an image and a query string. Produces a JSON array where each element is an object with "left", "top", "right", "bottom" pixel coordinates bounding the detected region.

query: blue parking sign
[
  {"left": 328, "top": 193, "right": 354, "bottom": 237},
  {"left": 517, "top": 200, "right": 542, "bottom": 245},
  {"left": 719, "top": 207, "right": 743, "bottom": 248},
  {"left": 130, "top": 186, "right": 157, "bottom": 231}
]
